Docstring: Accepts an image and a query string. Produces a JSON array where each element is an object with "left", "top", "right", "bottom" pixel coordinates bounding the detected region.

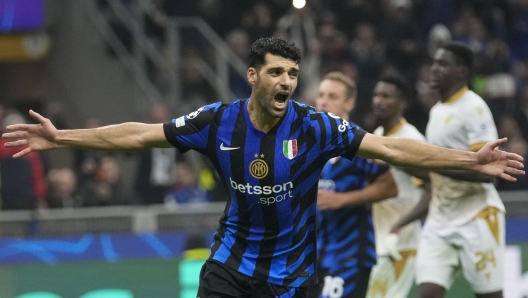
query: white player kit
[
  {"left": 367, "top": 119, "right": 426, "bottom": 298},
  {"left": 416, "top": 87, "right": 505, "bottom": 293}
]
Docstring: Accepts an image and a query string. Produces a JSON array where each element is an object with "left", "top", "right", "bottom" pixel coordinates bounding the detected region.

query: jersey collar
[
  {"left": 384, "top": 118, "right": 407, "bottom": 137},
  {"left": 444, "top": 86, "right": 468, "bottom": 104}
]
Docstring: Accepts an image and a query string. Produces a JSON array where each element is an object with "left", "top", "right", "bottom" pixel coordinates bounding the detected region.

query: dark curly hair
[{"left": 249, "top": 37, "right": 302, "bottom": 70}]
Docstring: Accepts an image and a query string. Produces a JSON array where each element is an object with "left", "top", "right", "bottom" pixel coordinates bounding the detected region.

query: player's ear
[
  {"left": 345, "top": 97, "right": 355, "bottom": 113},
  {"left": 458, "top": 65, "right": 469, "bottom": 80},
  {"left": 399, "top": 99, "right": 407, "bottom": 112},
  {"left": 247, "top": 67, "right": 258, "bottom": 86}
]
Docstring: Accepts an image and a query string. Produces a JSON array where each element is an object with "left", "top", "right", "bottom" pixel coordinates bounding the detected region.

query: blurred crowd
[{"left": 1, "top": 0, "right": 528, "bottom": 211}]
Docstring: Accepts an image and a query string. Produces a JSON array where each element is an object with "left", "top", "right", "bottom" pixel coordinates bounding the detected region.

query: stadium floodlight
[{"left": 293, "top": 0, "right": 306, "bottom": 9}]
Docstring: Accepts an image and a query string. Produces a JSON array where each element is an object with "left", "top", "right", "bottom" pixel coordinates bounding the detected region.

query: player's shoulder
[
  {"left": 290, "top": 100, "right": 317, "bottom": 118},
  {"left": 459, "top": 90, "right": 487, "bottom": 106},
  {"left": 399, "top": 122, "right": 427, "bottom": 141},
  {"left": 457, "top": 91, "right": 494, "bottom": 118}
]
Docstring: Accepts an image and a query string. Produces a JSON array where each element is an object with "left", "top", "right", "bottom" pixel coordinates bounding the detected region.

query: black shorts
[
  {"left": 306, "top": 267, "right": 372, "bottom": 298},
  {"left": 197, "top": 260, "right": 308, "bottom": 298}
]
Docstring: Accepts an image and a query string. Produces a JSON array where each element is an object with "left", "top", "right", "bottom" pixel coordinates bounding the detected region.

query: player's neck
[
  {"left": 247, "top": 98, "right": 280, "bottom": 133},
  {"left": 381, "top": 116, "right": 403, "bottom": 135},
  {"left": 440, "top": 83, "right": 467, "bottom": 103}
]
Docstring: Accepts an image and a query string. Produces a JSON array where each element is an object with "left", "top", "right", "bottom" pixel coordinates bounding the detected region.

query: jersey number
[{"left": 322, "top": 276, "right": 344, "bottom": 298}]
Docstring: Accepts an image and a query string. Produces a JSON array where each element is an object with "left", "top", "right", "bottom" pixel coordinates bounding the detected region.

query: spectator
[
  {"left": 79, "top": 156, "right": 132, "bottom": 206},
  {"left": 74, "top": 117, "right": 107, "bottom": 184},
  {"left": 349, "top": 22, "right": 386, "bottom": 119},
  {"left": 165, "top": 161, "right": 211, "bottom": 205},
  {"left": 514, "top": 84, "right": 528, "bottom": 142},
  {"left": 134, "top": 102, "right": 178, "bottom": 205},
  {"left": 225, "top": 29, "right": 252, "bottom": 98},
  {"left": 379, "top": 0, "right": 422, "bottom": 78},
  {"left": 46, "top": 168, "right": 81, "bottom": 208},
  {"left": 240, "top": 2, "right": 275, "bottom": 42}
]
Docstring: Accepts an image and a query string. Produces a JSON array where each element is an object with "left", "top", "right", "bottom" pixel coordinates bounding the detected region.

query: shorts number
[
  {"left": 321, "top": 276, "right": 344, "bottom": 298},
  {"left": 475, "top": 249, "right": 496, "bottom": 271}
]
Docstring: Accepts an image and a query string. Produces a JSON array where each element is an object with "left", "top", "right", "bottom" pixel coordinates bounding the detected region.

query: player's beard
[{"left": 253, "top": 79, "right": 285, "bottom": 119}]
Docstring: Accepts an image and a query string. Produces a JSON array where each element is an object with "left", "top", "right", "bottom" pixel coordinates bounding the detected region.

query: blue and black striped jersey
[
  {"left": 163, "top": 98, "right": 365, "bottom": 287},
  {"left": 317, "top": 154, "right": 389, "bottom": 274}
]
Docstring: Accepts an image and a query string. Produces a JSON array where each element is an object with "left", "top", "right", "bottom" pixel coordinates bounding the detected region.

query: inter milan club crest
[
  {"left": 250, "top": 154, "right": 268, "bottom": 179},
  {"left": 283, "top": 139, "right": 298, "bottom": 159}
]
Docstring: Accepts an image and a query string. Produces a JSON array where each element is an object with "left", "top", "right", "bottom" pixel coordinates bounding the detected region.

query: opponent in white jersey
[
  {"left": 416, "top": 42, "right": 505, "bottom": 298},
  {"left": 366, "top": 76, "right": 431, "bottom": 298}
]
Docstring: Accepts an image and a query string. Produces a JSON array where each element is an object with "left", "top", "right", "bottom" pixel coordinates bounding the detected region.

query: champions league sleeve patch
[{"left": 175, "top": 116, "right": 185, "bottom": 127}]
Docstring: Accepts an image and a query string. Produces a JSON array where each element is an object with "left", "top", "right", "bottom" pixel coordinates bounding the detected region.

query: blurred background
[{"left": 0, "top": 0, "right": 527, "bottom": 297}]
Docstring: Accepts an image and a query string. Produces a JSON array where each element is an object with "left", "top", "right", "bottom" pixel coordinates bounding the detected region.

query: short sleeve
[
  {"left": 163, "top": 103, "right": 222, "bottom": 153},
  {"left": 310, "top": 111, "right": 366, "bottom": 161},
  {"left": 463, "top": 104, "right": 498, "bottom": 151}
]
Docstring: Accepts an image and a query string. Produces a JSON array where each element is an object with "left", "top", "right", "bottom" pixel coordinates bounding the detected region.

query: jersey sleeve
[
  {"left": 163, "top": 103, "right": 222, "bottom": 153},
  {"left": 463, "top": 104, "right": 498, "bottom": 151},
  {"left": 309, "top": 111, "right": 366, "bottom": 161}
]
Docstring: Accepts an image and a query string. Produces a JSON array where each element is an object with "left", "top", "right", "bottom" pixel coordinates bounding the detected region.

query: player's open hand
[
  {"left": 474, "top": 138, "right": 525, "bottom": 182},
  {"left": 2, "top": 110, "right": 60, "bottom": 158}
]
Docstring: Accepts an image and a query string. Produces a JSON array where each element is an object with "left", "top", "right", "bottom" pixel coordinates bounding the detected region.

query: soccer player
[
  {"left": 366, "top": 75, "right": 431, "bottom": 298},
  {"left": 2, "top": 38, "right": 523, "bottom": 298},
  {"left": 313, "top": 72, "right": 398, "bottom": 298},
  {"left": 414, "top": 42, "right": 509, "bottom": 298}
]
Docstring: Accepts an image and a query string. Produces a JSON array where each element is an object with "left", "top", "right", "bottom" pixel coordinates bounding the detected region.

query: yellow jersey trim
[
  {"left": 384, "top": 118, "right": 407, "bottom": 137},
  {"left": 444, "top": 86, "right": 468, "bottom": 104},
  {"left": 473, "top": 206, "right": 501, "bottom": 245},
  {"left": 470, "top": 142, "right": 487, "bottom": 152}
]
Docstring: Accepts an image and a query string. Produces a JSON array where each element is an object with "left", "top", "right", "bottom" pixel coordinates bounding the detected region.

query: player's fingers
[
  {"left": 507, "top": 159, "right": 524, "bottom": 169},
  {"left": 29, "top": 109, "right": 47, "bottom": 124},
  {"left": 2, "top": 131, "right": 28, "bottom": 139},
  {"left": 505, "top": 166, "right": 525, "bottom": 176},
  {"left": 488, "top": 138, "right": 507, "bottom": 150},
  {"left": 506, "top": 152, "right": 524, "bottom": 163},
  {"left": 500, "top": 172, "right": 517, "bottom": 182},
  {"left": 5, "top": 124, "right": 32, "bottom": 131},
  {"left": 4, "top": 140, "right": 28, "bottom": 147},
  {"left": 12, "top": 147, "right": 32, "bottom": 158}
]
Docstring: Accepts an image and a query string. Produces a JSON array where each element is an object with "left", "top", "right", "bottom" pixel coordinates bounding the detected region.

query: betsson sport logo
[
  {"left": 229, "top": 178, "right": 294, "bottom": 206},
  {"left": 228, "top": 153, "right": 294, "bottom": 205}
]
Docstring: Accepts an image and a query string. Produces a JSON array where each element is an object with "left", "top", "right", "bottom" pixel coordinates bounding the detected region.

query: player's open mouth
[{"left": 274, "top": 92, "right": 289, "bottom": 109}]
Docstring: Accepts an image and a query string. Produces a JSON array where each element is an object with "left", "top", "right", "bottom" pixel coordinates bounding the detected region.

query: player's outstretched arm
[
  {"left": 356, "top": 133, "right": 525, "bottom": 182},
  {"left": 2, "top": 110, "right": 172, "bottom": 158}
]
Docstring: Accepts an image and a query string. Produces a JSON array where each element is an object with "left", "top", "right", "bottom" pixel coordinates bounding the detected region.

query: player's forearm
[
  {"left": 358, "top": 135, "right": 476, "bottom": 170},
  {"left": 433, "top": 169, "right": 494, "bottom": 183},
  {"left": 56, "top": 122, "right": 162, "bottom": 151},
  {"left": 341, "top": 172, "right": 398, "bottom": 205},
  {"left": 381, "top": 137, "right": 477, "bottom": 171}
]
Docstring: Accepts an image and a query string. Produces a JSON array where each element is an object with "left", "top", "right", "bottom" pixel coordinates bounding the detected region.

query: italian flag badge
[{"left": 283, "top": 139, "right": 298, "bottom": 159}]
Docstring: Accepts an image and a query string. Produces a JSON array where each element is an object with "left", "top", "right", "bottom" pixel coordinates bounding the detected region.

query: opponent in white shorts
[
  {"left": 366, "top": 76, "right": 430, "bottom": 298},
  {"left": 416, "top": 42, "right": 505, "bottom": 298}
]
